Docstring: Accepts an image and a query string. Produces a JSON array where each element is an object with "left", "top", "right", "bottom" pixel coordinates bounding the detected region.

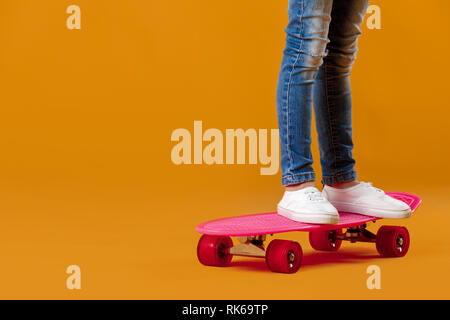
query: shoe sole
[
  {"left": 277, "top": 206, "right": 339, "bottom": 225},
  {"left": 329, "top": 202, "right": 412, "bottom": 219}
]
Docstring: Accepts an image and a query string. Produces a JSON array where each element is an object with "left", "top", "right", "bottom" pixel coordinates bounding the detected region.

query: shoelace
[
  {"left": 360, "top": 181, "right": 384, "bottom": 194},
  {"left": 304, "top": 190, "right": 325, "bottom": 202}
]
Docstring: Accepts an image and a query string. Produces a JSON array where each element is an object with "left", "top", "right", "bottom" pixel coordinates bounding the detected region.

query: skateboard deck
[
  {"left": 196, "top": 192, "right": 422, "bottom": 274},
  {"left": 196, "top": 192, "right": 421, "bottom": 236}
]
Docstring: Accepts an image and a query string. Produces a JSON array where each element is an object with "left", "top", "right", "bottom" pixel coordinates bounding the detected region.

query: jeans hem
[
  {"left": 282, "top": 172, "right": 316, "bottom": 187},
  {"left": 322, "top": 170, "right": 357, "bottom": 185}
]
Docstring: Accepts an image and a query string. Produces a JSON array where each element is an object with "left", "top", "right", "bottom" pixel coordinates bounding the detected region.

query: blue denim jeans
[{"left": 276, "top": 0, "right": 370, "bottom": 186}]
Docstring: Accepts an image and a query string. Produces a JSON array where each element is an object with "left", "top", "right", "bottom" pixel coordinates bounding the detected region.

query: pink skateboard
[{"left": 196, "top": 192, "right": 422, "bottom": 274}]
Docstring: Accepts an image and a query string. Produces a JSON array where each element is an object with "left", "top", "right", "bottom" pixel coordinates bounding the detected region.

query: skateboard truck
[
  {"left": 229, "top": 235, "right": 266, "bottom": 258},
  {"left": 337, "top": 223, "right": 377, "bottom": 243}
]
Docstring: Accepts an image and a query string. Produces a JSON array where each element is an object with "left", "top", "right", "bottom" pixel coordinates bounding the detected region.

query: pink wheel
[
  {"left": 197, "top": 235, "right": 233, "bottom": 267},
  {"left": 376, "top": 226, "right": 410, "bottom": 257},
  {"left": 265, "top": 239, "right": 302, "bottom": 274},
  {"left": 309, "top": 229, "right": 343, "bottom": 251}
]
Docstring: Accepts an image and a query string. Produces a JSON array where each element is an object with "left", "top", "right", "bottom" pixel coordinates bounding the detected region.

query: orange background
[{"left": 0, "top": 0, "right": 449, "bottom": 299}]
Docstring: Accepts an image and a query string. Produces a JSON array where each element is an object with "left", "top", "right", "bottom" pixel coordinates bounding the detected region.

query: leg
[
  {"left": 317, "top": 1, "right": 412, "bottom": 219},
  {"left": 276, "top": 0, "right": 334, "bottom": 187},
  {"left": 313, "top": 0, "right": 370, "bottom": 186}
]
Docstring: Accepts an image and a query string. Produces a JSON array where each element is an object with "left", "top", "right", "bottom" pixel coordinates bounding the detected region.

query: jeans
[{"left": 276, "top": 0, "right": 370, "bottom": 186}]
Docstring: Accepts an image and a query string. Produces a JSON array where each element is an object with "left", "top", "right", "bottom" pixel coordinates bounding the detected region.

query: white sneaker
[
  {"left": 322, "top": 182, "right": 411, "bottom": 219},
  {"left": 277, "top": 187, "right": 339, "bottom": 224}
]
